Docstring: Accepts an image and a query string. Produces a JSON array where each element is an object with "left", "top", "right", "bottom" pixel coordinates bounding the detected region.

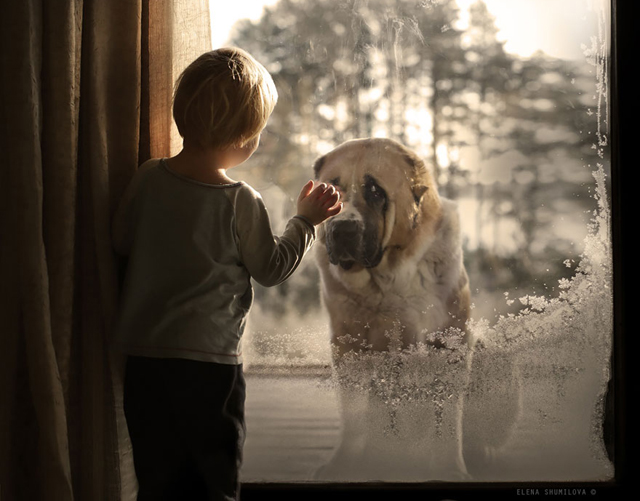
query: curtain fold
[
  {"left": 0, "top": 0, "right": 210, "bottom": 499},
  {"left": 1, "top": 1, "right": 76, "bottom": 499}
]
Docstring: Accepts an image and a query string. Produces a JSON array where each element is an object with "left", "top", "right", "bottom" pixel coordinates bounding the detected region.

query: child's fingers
[
  {"left": 325, "top": 202, "right": 344, "bottom": 218},
  {"left": 315, "top": 184, "right": 335, "bottom": 198},
  {"left": 321, "top": 191, "right": 340, "bottom": 207},
  {"left": 319, "top": 187, "right": 339, "bottom": 205},
  {"left": 320, "top": 189, "right": 341, "bottom": 209},
  {"left": 297, "top": 180, "right": 315, "bottom": 202},
  {"left": 310, "top": 182, "right": 329, "bottom": 198}
]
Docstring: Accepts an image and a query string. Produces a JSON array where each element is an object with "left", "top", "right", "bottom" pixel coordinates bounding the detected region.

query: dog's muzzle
[
  {"left": 325, "top": 214, "right": 384, "bottom": 270},
  {"left": 326, "top": 218, "right": 363, "bottom": 270}
]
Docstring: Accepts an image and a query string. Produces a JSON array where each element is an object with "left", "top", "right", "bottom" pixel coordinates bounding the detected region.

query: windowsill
[{"left": 244, "top": 363, "right": 333, "bottom": 378}]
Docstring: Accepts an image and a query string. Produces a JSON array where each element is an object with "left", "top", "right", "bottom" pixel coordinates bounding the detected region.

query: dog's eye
[
  {"left": 363, "top": 175, "right": 387, "bottom": 208},
  {"left": 329, "top": 177, "right": 345, "bottom": 197},
  {"left": 369, "top": 185, "right": 383, "bottom": 200}
]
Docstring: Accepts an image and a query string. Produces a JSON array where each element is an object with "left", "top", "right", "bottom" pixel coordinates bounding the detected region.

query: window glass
[{"left": 211, "top": 0, "right": 613, "bottom": 482}]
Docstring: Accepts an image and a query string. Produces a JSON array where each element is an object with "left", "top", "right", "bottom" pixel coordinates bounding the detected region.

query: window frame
[{"left": 237, "top": 0, "right": 630, "bottom": 498}]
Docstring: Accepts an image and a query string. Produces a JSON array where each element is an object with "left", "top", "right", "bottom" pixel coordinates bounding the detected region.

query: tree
[{"left": 228, "top": 0, "right": 606, "bottom": 315}]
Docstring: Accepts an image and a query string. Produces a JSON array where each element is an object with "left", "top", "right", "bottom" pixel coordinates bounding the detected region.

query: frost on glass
[{"left": 218, "top": 0, "right": 614, "bottom": 482}]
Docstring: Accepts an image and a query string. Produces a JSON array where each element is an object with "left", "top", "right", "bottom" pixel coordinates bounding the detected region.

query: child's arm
[
  {"left": 235, "top": 182, "right": 341, "bottom": 287},
  {"left": 112, "top": 160, "right": 157, "bottom": 255}
]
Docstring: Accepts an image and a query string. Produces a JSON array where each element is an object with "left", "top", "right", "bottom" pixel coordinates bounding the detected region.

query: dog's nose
[{"left": 330, "top": 218, "right": 362, "bottom": 244}]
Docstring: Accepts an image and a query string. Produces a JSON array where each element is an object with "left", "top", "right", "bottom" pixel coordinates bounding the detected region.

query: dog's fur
[{"left": 313, "top": 138, "right": 472, "bottom": 480}]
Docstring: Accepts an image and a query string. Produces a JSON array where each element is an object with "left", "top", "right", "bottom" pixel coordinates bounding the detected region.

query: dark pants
[{"left": 123, "top": 356, "right": 246, "bottom": 501}]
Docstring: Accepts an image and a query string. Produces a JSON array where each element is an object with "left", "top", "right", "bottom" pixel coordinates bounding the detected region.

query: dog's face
[{"left": 314, "top": 138, "right": 442, "bottom": 273}]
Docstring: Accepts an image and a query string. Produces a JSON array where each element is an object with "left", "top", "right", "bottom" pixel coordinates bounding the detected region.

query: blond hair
[{"left": 172, "top": 47, "right": 278, "bottom": 149}]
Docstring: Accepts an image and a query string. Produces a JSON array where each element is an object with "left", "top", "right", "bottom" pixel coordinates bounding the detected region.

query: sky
[
  {"left": 464, "top": 0, "right": 603, "bottom": 60},
  {"left": 210, "top": 0, "right": 279, "bottom": 48},
  {"left": 209, "top": 0, "right": 605, "bottom": 61}
]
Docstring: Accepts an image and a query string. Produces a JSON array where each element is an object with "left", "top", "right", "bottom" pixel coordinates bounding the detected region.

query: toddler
[{"left": 112, "top": 47, "right": 342, "bottom": 500}]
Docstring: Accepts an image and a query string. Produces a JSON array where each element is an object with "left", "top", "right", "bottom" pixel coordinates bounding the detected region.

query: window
[{"left": 209, "top": 0, "right": 621, "bottom": 494}]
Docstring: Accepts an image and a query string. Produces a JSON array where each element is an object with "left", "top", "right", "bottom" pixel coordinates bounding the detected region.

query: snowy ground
[
  {"left": 242, "top": 373, "right": 340, "bottom": 481},
  {"left": 241, "top": 366, "right": 613, "bottom": 483}
]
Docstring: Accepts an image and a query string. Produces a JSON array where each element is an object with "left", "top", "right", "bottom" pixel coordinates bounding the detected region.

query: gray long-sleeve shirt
[{"left": 112, "top": 158, "right": 315, "bottom": 364}]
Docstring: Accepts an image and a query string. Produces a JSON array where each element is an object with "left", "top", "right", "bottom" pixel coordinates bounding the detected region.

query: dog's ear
[
  {"left": 402, "top": 149, "right": 432, "bottom": 205},
  {"left": 312, "top": 155, "right": 326, "bottom": 179},
  {"left": 412, "top": 185, "right": 429, "bottom": 206}
]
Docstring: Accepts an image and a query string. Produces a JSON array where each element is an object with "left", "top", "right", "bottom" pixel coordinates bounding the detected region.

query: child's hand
[{"left": 296, "top": 180, "right": 343, "bottom": 226}]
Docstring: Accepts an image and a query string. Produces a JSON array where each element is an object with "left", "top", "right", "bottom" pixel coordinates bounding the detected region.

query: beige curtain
[{"left": 0, "top": 1, "right": 210, "bottom": 499}]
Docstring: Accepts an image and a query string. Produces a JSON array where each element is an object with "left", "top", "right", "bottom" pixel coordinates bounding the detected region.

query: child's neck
[{"left": 167, "top": 143, "right": 238, "bottom": 185}]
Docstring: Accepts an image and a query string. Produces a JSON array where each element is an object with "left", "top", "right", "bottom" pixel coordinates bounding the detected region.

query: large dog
[{"left": 313, "top": 138, "right": 472, "bottom": 480}]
